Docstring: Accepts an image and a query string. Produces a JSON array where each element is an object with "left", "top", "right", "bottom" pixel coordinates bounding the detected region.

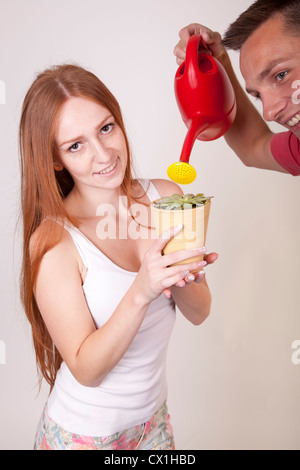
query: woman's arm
[
  {"left": 171, "top": 277, "right": 212, "bottom": 325},
  {"left": 151, "top": 179, "right": 217, "bottom": 325},
  {"left": 33, "top": 227, "right": 207, "bottom": 387},
  {"left": 33, "top": 233, "right": 149, "bottom": 388}
]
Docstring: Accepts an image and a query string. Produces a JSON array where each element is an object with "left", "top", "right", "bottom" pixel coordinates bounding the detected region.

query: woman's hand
[
  {"left": 173, "top": 23, "right": 226, "bottom": 66},
  {"left": 175, "top": 251, "right": 218, "bottom": 289},
  {"left": 134, "top": 225, "right": 207, "bottom": 304},
  {"left": 168, "top": 251, "right": 217, "bottom": 325}
]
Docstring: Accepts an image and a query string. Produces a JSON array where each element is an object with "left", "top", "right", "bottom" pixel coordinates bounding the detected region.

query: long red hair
[{"left": 19, "top": 64, "right": 135, "bottom": 389}]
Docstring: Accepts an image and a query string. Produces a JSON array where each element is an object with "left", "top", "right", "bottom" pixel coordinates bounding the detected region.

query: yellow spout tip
[{"left": 167, "top": 162, "right": 197, "bottom": 184}]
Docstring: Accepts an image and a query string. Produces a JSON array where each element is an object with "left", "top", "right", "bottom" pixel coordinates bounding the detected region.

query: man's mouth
[{"left": 286, "top": 113, "right": 300, "bottom": 127}]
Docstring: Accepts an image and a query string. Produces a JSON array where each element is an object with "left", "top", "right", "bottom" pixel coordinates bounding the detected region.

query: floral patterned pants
[{"left": 34, "top": 401, "right": 175, "bottom": 450}]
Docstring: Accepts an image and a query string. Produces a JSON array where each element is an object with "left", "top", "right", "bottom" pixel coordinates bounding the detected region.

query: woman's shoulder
[
  {"left": 29, "top": 218, "right": 79, "bottom": 266},
  {"left": 30, "top": 220, "right": 86, "bottom": 288},
  {"left": 149, "top": 178, "right": 184, "bottom": 197},
  {"left": 132, "top": 178, "right": 183, "bottom": 200}
]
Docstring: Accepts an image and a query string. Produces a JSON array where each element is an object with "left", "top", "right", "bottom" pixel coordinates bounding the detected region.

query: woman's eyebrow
[{"left": 59, "top": 114, "right": 113, "bottom": 147}]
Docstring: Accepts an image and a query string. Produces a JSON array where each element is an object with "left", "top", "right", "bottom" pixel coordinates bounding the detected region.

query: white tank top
[{"left": 47, "top": 180, "right": 176, "bottom": 436}]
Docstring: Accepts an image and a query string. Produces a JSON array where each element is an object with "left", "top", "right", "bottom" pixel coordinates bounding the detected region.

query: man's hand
[{"left": 174, "top": 23, "right": 226, "bottom": 65}]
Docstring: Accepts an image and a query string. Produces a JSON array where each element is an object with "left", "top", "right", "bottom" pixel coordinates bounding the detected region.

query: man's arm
[
  {"left": 174, "top": 24, "right": 289, "bottom": 173},
  {"left": 220, "top": 53, "right": 288, "bottom": 172}
]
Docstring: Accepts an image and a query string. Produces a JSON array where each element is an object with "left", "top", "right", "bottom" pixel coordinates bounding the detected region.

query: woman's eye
[
  {"left": 68, "top": 142, "right": 81, "bottom": 152},
  {"left": 101, "top": 123, "right": 114, "bottom": 134}
]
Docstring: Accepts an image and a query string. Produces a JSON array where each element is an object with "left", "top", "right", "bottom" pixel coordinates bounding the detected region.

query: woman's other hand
[
  {"left": 177, "top": 251, "right": 218, "bottom": 290},
  {"left": 134, "top": 226, "right": 208, "bottom": 303}
]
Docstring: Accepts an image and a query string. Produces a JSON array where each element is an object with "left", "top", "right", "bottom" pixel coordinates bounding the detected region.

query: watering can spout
[
  {"left": 168, "top": 34, "right": 236, "bottom": 184},
  {"left": 179, "top": 120, "right": 209, "bottom": 164}
]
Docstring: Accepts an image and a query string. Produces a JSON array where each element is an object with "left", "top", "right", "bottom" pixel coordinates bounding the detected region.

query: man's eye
[{"left": 276, "top": 71, "right": 287, "bottom": 81}]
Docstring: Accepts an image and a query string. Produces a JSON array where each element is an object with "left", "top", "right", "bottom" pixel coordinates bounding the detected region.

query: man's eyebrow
[
  {"left": 245, "top": 58, "right": 287, "bottom": 95},
  {"left": 258, "top": 58, "right": 286, "bottom": 82},
  {"left": 245, "top": 86, "right": 257, "bottom": 95}
]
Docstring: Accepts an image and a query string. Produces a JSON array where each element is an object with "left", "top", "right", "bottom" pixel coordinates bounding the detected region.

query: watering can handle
[{"left": 185, "top": 34, "right": 214, "bottom": 74}]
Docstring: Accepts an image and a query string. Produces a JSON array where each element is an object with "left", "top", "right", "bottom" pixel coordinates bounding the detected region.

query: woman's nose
[{"left": 92, "top": 140, "right": 112, "bottom": 163}]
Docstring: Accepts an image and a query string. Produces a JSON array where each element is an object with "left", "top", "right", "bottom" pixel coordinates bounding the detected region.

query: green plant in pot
[
  {"left": 151, "top": 193, "right": 213, "bottom": 270},
  {"left": 151, "top": 193, "right": 212, "bottom": 210}
]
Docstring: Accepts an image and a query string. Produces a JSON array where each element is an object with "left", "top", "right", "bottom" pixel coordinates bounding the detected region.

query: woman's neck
[{"left": 64, "top": 184, "right": 127, "bottom": 220}]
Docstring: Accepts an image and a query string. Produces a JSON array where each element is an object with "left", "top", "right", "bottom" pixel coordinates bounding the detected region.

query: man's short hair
[{"left": 223, "top": 0, "right": 300, "bottom": 51}]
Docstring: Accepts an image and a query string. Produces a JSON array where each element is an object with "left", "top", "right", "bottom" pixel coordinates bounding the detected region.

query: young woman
[{"left": 19, "top": 64, "right": 217, "bottom": 450}]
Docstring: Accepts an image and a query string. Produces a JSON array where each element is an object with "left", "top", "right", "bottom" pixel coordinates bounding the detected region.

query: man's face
[{"left": 240, "top": 13, "right": 300, "bottom": 139}]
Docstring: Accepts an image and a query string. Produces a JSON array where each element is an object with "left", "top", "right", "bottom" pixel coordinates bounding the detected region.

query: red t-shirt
[{"left": 270, "top": 131, "right": 300, "bottom": 176}]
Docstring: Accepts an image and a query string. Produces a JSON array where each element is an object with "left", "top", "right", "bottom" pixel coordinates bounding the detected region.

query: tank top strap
[
  {"left": 138, "top": 179, "right": 161, "bottom": 202},
  {"left": 63, "top": 222, "right": 90, "bottom": 268}
]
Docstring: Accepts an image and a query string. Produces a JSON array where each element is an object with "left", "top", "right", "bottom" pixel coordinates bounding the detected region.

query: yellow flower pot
[{"left": 151, "top": 200, "right": 211, "bottom": 270}]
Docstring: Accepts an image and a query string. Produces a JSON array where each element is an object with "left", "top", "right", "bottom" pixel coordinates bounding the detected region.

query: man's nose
[{"left": 262, "top": 91, "right": 288, "bottom": 122}]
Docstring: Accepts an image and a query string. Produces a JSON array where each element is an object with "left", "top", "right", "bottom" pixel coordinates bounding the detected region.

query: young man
[{"left": 174, "top": 0, "right": 300, "bottom": 176}]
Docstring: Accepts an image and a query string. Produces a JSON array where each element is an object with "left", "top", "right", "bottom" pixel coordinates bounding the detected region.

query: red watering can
[{"left": 168, "top": 34, "right": 237, "bottom": 184}]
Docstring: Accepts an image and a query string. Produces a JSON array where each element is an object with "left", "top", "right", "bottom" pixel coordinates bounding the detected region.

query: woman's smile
[{"left": 94, "top": 157, "right": 119, "bottom": 177}]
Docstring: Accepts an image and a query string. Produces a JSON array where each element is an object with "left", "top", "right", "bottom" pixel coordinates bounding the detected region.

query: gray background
[{"left": 0, "top": 0, "right": 299, "bottom": 450}]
